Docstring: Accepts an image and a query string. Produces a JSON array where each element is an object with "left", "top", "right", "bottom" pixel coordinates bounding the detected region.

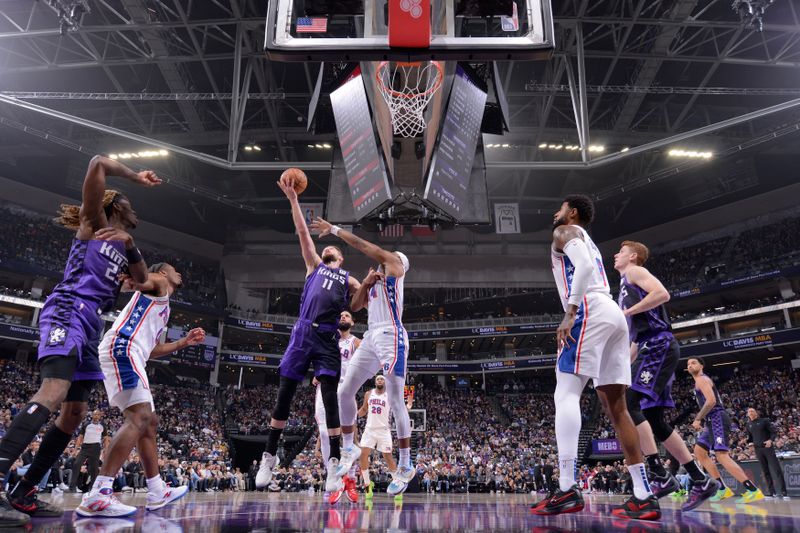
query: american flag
[
  {"left": 296, "top": 17, "right": 328, "bottom": 33},
  {"left": 380, "top": 224, "right": 404, "bottom": 238}
]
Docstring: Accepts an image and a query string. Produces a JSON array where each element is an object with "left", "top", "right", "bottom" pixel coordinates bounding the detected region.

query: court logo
[
  {"left": 639, "top": 370, "right": 653, "bottom": 385},
  {"left": 399, "top": 0, "right": 423, "bottom": 19},
  {"left": 48, "top": 327, "right": 66, "bottom": 346}
]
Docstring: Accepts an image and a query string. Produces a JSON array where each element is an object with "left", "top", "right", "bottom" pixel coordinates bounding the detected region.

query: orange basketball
[{"left": 281, "top": 168, "right": 308, "bottom": 195}]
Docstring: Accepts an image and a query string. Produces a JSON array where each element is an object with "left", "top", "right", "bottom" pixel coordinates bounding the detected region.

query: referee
[
  {"left": 68, "top": 410, "right": 109, "bottom": 493},
  {"left": 746, "top": 407, "right": 788, "bottom": 499}
]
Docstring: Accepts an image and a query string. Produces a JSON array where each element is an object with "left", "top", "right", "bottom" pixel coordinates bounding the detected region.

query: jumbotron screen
[
  {"left": 423, "top": 65, "right": 488, "bottom": 219},
  {"left": 330, "top": 70, "right": 393, "bottom": 219}
]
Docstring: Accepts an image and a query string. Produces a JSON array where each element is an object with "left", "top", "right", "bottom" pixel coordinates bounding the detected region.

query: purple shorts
[
  {"left": 630, "top": 333, "right": 679, "bottom": 409},
  {"left": 37, "top": 296, "right": 104, "bottom": 381},
  {"left": 279, "top": 320, "right": 341, "bottom": 382},
  {"left": 697, "top": 410, "right": 731, "bottom": 452}
]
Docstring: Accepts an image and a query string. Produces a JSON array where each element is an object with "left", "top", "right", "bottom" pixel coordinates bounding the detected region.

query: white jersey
[
  {"left": 550, "top": 225, "right": 610, "bottom": 311},
  {"left": 99, "top": 291, "right": 170, "bottom": 377},
  {"left": 367, "top": 274, "right": 405, "bottom": 328},
  {"left": 365, "top": 389, "right": 391, "bottom": 432},
  {"left": 338, "top": 334, "right": 358, "bottom": 380}
]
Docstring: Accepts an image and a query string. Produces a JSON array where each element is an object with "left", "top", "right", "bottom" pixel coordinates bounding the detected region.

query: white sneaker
[
  {"left": 325, "top": 458, "right": 344, "bottom": 492},
  {"left": 335, "top": 444, "right": 362, "bottom": 478},
  {"left": 58, "top": 483, "right": 69, "bottom": 491},
  {"left": 387, "top": 466, "right": 415, "bottom": 496},
  {"left": 76, "top": 489, "right": 137, "bottom": 518},
  {"left": 146, "top": 485, "right": 189, "bottom": 511},
  {"left": 255, "top": 452, "right": 278, "bottom": 489}
]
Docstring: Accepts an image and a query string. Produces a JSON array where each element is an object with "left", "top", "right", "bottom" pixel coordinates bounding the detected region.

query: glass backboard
[{"left": 265, "top": 0, "right": 555, "bottom": 61}]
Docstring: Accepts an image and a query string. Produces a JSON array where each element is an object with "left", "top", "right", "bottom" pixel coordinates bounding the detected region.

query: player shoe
[
  {"left": 611, "top": 494, "right": 661, "bottom": 521},
  {"left": 325, "top": 458, "right": 344, "bottom": 493},
  {"left": 344, "top": 476, "right": 359, "bottom": 503},
  {"left": 529, "top": 489, "right": 555, "bottom": 512},
  {"left": 9, "top": 480, "right": 64, "bottom": 516},
  {"left": 146, "top": 485, "right": 189, "bottom": 511},
  {"left": 0, "top": 492, "right": 30, "bottom": 527},
  {"left": 530, "top": 485, "right": 584, "bottom": 516},
  {"left": 335, "top": 444, "right": 362, "bottom": 479},
  {"left": 681, "top": 476, "right": 719, "bottom": 512},
  {"left": 76, "top": 488, "right": 137, "bottom": 518},
  {"left": 328, "top": 485, "right": 344, "bottom": 505},
  {"left": 365, "top": 481, "right": 375, "bottom": 499},
  {"left": 736, "top": 488, "right": 765, "bottom": 504},
  {"left": 649, "top": 473, "right": 680, "bottom": 499},
  {"left": 255, "top": 451, "right": 278, "bottom": 489},
  {"left": 710, "top": 486, "right": 734, "bottom": 502},
  {"left": 387, "top": 466, "right": 415, "bottom": 496}
]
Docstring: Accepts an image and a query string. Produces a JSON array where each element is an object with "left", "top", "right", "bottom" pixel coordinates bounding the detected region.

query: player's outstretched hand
[
  {"left": 184, "top": 327, "right": 206, "bottom": 346},
  {"left": 134, "top": 170, "right": 162, "bottom": 187},
  {"left": 94, "top": 227, "right": 134, "bottom": 248},
  {"left": 310, "top": 217, "right": 332, "bottom": 237},
  {"left": 277, "top": 178, "right": 298, "bottom": 202}
]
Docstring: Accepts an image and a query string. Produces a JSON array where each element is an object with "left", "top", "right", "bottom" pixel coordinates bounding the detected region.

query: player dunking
[
  {"left": 308, "top": 217, "right": 414, "bottom": 496},
  {"left": 686, "top": 358, "right": 764, "bottom": 507},
  {"left": 77, "top": 263, "right": 205, "bottom": 517},
  {"left": 0, "top": 156, "right": 160, "bottom": 527},
  {"left": 318, "top": 310, "right": 361, "bottom": 505},
  {"left": 532, "top": 195, "right": 660, "bottom": 521},
  {"left": 255, "top": 176, "right": 376, "bottom": 494},
  {"left": 357, "top": 375, "right": 399, "bottom": 500},
  {"left": 614, "top": 241, "right": 717, "bottom": 508}
]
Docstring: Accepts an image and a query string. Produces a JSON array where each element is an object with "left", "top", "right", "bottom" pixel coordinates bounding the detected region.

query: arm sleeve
[{"left": 563, "top": 238, "right": 594, "bottom": 307}]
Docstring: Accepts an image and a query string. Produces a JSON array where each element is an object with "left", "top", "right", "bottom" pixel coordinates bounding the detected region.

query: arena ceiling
[{"left": 0, "top": 0, "right": 799, "bottom": 244}]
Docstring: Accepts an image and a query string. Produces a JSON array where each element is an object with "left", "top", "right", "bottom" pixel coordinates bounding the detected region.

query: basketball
[{"left": 281, "top": 168, "right": 308, "bottom": 195}]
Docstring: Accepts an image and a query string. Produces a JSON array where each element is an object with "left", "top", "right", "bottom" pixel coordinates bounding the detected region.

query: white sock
[
  {"left": 558, "top": 458, "right": 576, "bottom": 492},
  {"left": 146, "top": 475, "right": 165, "bottom": 495},
  {"left": 362, "top": 470, "right": 370, "bottom": 485},
  {"left": 628, "top": 463, "right": 653, "bottom": 499},
  {"left": 399, "top": 448, "right": 411, "bottom": 469},
  {"left": 91, "top": 475, "right": 114, "bottom": 494},
  {"left": 343, "top": 432, "right": 354, "bottom": 449}
]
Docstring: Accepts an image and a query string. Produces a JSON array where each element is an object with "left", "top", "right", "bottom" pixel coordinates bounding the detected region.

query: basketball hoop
[{"left": 376, "top": 61, "right": 444, "bottom": 138}]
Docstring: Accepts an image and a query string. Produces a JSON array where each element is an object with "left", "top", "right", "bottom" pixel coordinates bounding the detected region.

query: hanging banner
[{"left": 494, "top": 203, "right": 520, "bottom": 234}]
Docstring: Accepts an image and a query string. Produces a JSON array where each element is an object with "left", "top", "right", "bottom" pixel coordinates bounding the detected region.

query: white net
[{"left": 376, "top": 61, "right": 444, "bottom": 138}]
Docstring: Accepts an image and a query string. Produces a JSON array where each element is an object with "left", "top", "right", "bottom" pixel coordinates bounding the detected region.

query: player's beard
[
  {"left": 552, "top": 215, "right": 568, "bottom": 230},
  {"left": 337, "top": 323, "right": 351, "bottom": 332},
  {"left": 322, "top": 252, "right": 339, "bottom": 264},
  {"left": 376, "top": 385, "right": 384, "bottom": 393}
]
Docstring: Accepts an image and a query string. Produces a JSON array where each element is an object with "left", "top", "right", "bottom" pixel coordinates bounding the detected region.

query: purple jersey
[
  {"left": 618, "top": 274, "right": 671, "bottom": 343},
  {"left": 47, "top": 239, "right": 128, "bottom": 314},
  {"left": 694, "top": 376, "right": 724, "bottom": 416},
  {"left": 298, "top": 263, "right": 350, "bottom": 326}
]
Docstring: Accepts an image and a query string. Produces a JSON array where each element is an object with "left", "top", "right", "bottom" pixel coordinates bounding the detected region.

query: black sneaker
[
  {"left": 611, "top": 494, "right": 661, "bottom": 521},
  {"left": 649, "top": 473, "right": 680, "bottom": 499},
  {"left": 0, "top": 493, "right": 30, "bottom": 527},
  {"left": 9, "top": 481, "right": 64, "bottom": 517},
  {"left": 530, "top": 490, "right": 554, "bottom": 512},
  {"left": 530, "top": 485, "right": 584, "bottom": 515},
  {"left": 681, "top": 476, "right": 719, "bottom": 512}
]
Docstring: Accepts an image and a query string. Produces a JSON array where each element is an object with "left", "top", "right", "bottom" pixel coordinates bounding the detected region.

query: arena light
[
  {"left": 668, "top": 149, "right": 713, "bottom": 159},
  {"left": 538, "top": 143, "right": 547, "bottom": 148},
  {"left": 714, "top": 360, "right": 740, "bottom": 366},
  {"left": 621, "top": 147, "right": 630, "bottom": 152},
  {"left": 109, "top": 149, "right": 168, "bottom": 159},
  {"left": 587, "top": 145, "right": 605, "bottom": 152}
]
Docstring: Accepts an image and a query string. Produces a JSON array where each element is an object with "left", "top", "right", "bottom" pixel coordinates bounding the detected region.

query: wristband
[
  {"left": 126, "top": 246, "right": 143, "bottom": 264},
  {"left": 330, "top": 225, "right": 342, "bottom": 236}
]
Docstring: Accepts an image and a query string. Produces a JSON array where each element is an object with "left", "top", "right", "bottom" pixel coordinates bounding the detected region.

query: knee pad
[
  {"left": 625, "top": 388, "right": 647, "bottom": 426},
  {"left": 643, "top": 406, "right": 673, "bottom": 442},
  {"left": 318, "top": 375, "right": 340, "bottom": 430},
  {"left": 272, "top": 377, "right": 299, "bottom": 421}
]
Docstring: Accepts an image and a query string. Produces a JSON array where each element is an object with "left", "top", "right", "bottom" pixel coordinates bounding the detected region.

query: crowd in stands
[
  {"left": 223, "top": 383, "right": 315, "bottom": 436},
  {"left": 0, "top": 204, "right": 223, "bottom": 309}
]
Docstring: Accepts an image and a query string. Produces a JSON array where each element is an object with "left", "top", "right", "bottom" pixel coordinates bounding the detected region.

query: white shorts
[
  {"left": 556, "top": 292, "right": 631, "bottom": 387},
  {"left": 348, "top": 324, "right": 410, "bottom": 380},
  {"left": 99, "top": 344, "right": 154, "bottom": 412},
  {"left": 360, "top": 428, "right": 392, "bottom": 453}
]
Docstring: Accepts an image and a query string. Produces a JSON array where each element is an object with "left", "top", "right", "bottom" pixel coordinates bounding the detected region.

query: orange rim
[{"left": 376, "top": 61, "right": 444, "bottom": 100}]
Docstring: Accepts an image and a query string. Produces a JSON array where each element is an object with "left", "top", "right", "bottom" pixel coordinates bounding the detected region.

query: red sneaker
[
  {"left": 329, "top": 486, "right": 344, "bottom": 505},
  {"left": 344, "top": 475, "right": 359, "bottom": 504}
]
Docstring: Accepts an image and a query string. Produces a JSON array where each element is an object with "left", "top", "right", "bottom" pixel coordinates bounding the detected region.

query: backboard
[{"left": 265, "top": 0, "right": 555, "bottom": 62}]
